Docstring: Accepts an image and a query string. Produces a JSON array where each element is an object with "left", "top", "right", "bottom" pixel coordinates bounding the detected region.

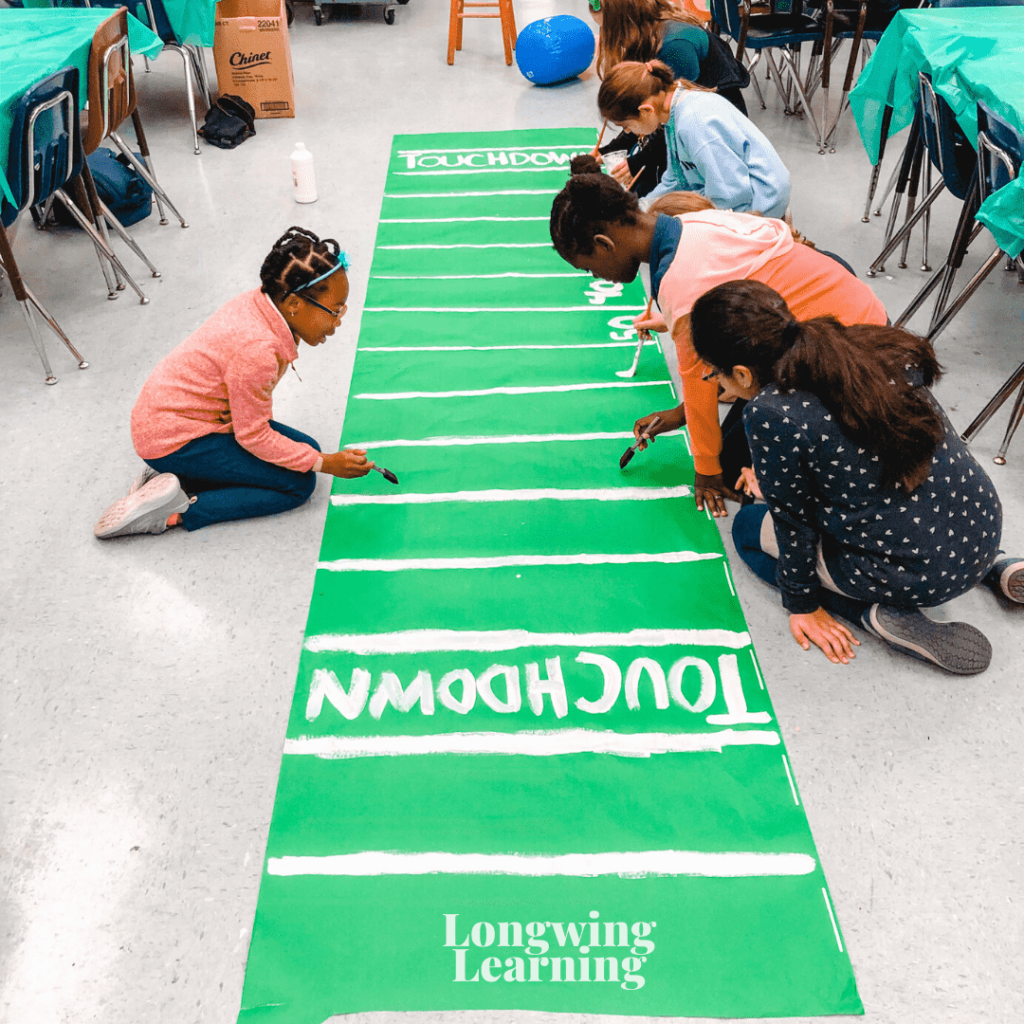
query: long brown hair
[
  {"left": 596, "top": 0, "right": 704, "bottom": 79},
  {"left": 690, "top": 280, "right": 945, "bottom": 492},
  {"left": 597, "top": 59, "right": 712, "bottom": 123}
]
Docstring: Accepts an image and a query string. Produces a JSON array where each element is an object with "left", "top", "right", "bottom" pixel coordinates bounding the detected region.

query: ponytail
[
  {"left": 598, "top": 60, "right": 711, "bottom": 123},
  {"left": 691, "top": 280, "right": 944, "bottom": 492}
]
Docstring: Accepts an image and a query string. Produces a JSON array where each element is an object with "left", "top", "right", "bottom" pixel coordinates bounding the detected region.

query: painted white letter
[
  {"left": 369, "top": 670, "right": 435, "bottom": 719},
  {"left": 624, "top": 658, "right": 669, "bottom": 710},
  {"left": 526, "top": 657, "right": 568, "bottom": 718},
  {"left": 305, "top": 668, "right": 370, "bottom": 721},
  {"left": 477, "top": 664, "right": 522, "bottom": 713},
  {"left": 668, "top": 657, "right": 716, "bottom": 713},
  {"left": 438, "top": 669, "right": 476, "bottom": 714},
  {"left": 574, "top": 652, "right": 622, "bottom": 714},
  {"left": 706, "top": 655, "right": 772, "bottom": 725}
]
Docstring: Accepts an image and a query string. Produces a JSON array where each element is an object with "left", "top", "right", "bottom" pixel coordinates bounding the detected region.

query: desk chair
[
  {"left": 709, "top": 0, "right": 826, "bottom": 145},
  {"left": 867, "top": 73, "right": 975, "bottom": 277},
  {"left": 1, "top": 68, "right": 92, "bottom": 383},
  {"left": 77, "top": 0, "right": 211, "bottom": 154},
  {"left": 949, "top": 105, "right": 1024, "bottom": 463}
]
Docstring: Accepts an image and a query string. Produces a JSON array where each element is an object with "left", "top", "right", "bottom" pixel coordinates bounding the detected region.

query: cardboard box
[{"left": 214, "top": 0, "right": 295, "bottom": 119}]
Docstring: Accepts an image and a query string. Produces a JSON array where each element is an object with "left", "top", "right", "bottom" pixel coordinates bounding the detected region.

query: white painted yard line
[
  {"left": 354, "top": 381, "right": 671, "bottom": 401},
  {"left": 380, "top": 216, "right": 548, "bottom": 223},
  {"left": 317, "top": 551, "right": 722, "bottom": 573},
  {"left": 396, "top": 145, "right": 584, "bottom": 155},
  {"left": 268, "top": 850, "right": 816, "bottom": 879},
  {"left": 379, "top": 242, "right": 549, "bottom": 250},
  {"left": 360, "top": 342, "right": 656, "bottom": 352},
  {"left": 749, "top": 649, "right": 765, "bottom": 690},
  {"left": 384, "top": 190, "right": 559, "bottom": 198},
  {"left": 364, "top": 306, "right": 645, "bottom": 313},
  {"left": 330, "top": 485, "right": 693, "bottom": 507},
  {"left": 782, "top": 754, "right": 799, "bottom": 806},
  {"left": 304, "top": 627, "right": 752, "bottom": 655},
  {"left": 722, "top": 562, "right": 737, "bottom": 597},
  {"left": 346, "top": 430, "right": 662, "bottom": 449},
  {"left": 822, "top": 888, "right": 845, "bottom": 952},
  {"left": 371, "top": 273, "right": 587, "bottom": 280},
  {"left": 284, "top": 728, "right": 782, "bottom": 760}
]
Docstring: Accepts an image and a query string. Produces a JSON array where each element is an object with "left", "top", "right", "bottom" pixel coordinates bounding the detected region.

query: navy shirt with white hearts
[{"left": 744, "top": 384, "right": 1003, "bottom": 614}]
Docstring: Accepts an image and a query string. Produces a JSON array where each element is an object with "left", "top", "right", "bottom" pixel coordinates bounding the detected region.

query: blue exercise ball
[{"left": 515, "top": 15, "right": 595, "bottom": 86}]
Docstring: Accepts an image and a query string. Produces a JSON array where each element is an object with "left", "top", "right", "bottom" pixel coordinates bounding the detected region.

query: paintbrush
[
  {"left": 619, "top": 415, "right": 661, "bottom": 469},
  {"left": 616, "top": 295, "right": 655, "bottom": 378},
  {"left": 592, "top": 120, "right": 607, "bottom": 156},
  {"left": 626, "top": 165, "right": 644, "bottom": 191},
  {"left": 372, "top": 465, "right": 399, "bottom": 485}
]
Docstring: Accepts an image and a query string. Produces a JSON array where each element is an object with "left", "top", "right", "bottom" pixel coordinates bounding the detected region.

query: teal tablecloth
[
  {"left": 20, "top": 0, "right": 216, "bottom": 47},
  {"left": 0, "top": 8, "right": 162, "bottom": 205},
  {"left": 850, "top": 7, "right": 1024, "bottom": 258}
]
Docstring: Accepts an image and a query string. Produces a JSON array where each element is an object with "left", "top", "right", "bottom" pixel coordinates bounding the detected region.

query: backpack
[
  {"left": 197, "top": 94, "right": 256, "bottom": 150},
  {"left": 51, "top": 147, "right": 154, "bottom": 227}
]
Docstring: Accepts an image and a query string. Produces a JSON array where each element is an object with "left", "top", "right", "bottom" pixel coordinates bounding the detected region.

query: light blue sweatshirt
[{"left": 647, "top": 88, "right": 791, "bottom": 218}]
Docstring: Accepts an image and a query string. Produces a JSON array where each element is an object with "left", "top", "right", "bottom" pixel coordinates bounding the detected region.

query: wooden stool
[{"left": 448, "top": 0, "right": 517, "bottom": 66}]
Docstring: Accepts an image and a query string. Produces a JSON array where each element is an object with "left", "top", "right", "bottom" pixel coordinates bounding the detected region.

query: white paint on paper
[
  {"left": 573, "top": 653, "right": 622, "bottom": 714},
  {"left": 369, "top": 670, "right": 435, "bottom": 719},
  {"left": 316, "top": 552, "right": 721, "bottom": 573},
  {"left": 354, "top": 381, "right": 670, "bottom": 400},
  {"left": 330, "top": 485, "right": 694, "bottom": 507},
  {"left": 362, "top": 306, "right": 646, "bottom": 313},
  {"left": 380, "top": 216, "right": 548, "bottom": 224},
  {"left": 476, "top": 665, "right": 522, "bottom": 714},
  {"left": 782, "top": 754, "right": 799, "bottom": 806},
  {"left": 705, "top": 655, "right": 772, "bottom": 726},
  {"left": 822, "top": 888, "right": 844, "bottom": 952},
  {"left": 305, "top": 668, "right": 370, "bottom": 721},
  {"left": 268, "top": 849, "right": 816, "bottom": 878},
  {"left": 304, "top": 627, "right": 752, "bottom": 656},
  {"left": 525, "top": 658, "right": 568, "bottom": 718},
  {"left": 344, "top": 431, "right": 639, "bottom": 449},
  {"left": 283, "top": 729, "right": 781, "bottom": 759}
]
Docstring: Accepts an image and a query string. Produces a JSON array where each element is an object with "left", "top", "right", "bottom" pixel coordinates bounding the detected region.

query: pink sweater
[{"left": 131, "top": 289, "right": 320, "bottom": 472}]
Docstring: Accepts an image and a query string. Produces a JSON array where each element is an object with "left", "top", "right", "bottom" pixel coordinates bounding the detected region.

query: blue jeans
[
  {"left": 144, "top": 421, "right": 321, "bottom": 532},
  {"left": 731, "top": 504, "right": 871, "bottom": 624}
]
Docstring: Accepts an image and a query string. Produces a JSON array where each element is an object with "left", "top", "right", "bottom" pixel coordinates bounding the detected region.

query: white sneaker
[
  {"left": 94, "top": 473, "right": 190, "bottom": 539},
  {"left": 128, "top": 465, "right": 159, "bottom": 495}
]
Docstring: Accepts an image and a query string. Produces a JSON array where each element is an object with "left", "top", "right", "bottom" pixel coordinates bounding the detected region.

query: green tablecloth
[
  {"left": 0, "top": 8, "right": 162, "bottom": 205},
  {"left": 20, "top": 0, "right": 217, "bottom": 47},
  {"left": 850, "top": 7, "right": 1024, "bottom": 258}
]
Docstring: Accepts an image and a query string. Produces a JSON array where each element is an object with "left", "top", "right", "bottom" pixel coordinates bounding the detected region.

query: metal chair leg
[
  {"left": 52, "top": 187, "right": 150, "bottom": 304},
  {"left": 746, "top": 52, "right": 767, "bottom": 110},
  {"left": 921, "top": 160, "right": 932, "bottom": 271},
  {"left": 962, "top": 361, "right": 1024, "bottom": 465},
  {"left": 93, "top": 194, "right": 162, "bottom": 278},
  {"left": 80, "top": 163, "right": 124, "bottom": 297},
  {"left": 110, "top": 130, "right": 189, "bottom": 228},
  {"left": 127, "top": 111, "right": 167, "bottom": 225}
]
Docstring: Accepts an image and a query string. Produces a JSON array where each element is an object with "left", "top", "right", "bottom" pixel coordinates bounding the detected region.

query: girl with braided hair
[
  {"left": 598, "top": 59, "right": 790, "bottom": 217},
  {"left": 94, "top": 227, "right": 374, "bottom": 538},
  {"left": 690, "top": 280, "right": 1022, "bottom": 674}
]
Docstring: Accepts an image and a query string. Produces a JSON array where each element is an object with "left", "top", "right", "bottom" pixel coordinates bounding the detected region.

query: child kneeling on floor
[
  {"left": 690, "top": 279, "right": 1023, "bottom": 675},
  {"left": 94, "top": 227, "right": 374, "bottom": 538}
]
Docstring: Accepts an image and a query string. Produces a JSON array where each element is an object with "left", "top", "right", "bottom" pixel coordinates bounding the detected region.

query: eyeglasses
[
  {"left": 297, "top": 293, "right": 347, "bottom": 319},
  {"left": 701, "top": 366, "right": 722, "bottom": 382}
]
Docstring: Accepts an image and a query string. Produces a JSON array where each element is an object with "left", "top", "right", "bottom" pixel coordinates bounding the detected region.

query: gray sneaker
[
  {"left": 94, "top": 473, "right": 190, "bottom": 539},
  {"left": 128, "top": 465, "right": 159, "bottom": 495},
  {"left": 988, "top": 557, "right": 1024, "bottom": 603},
  {"left": 861, "top": 604, "right": 992, "bottom": 675}
]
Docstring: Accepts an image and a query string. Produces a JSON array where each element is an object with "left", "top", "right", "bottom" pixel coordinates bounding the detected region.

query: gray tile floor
[{"left": 1, "top": 2, "right": 1021, "bottom": 1022}]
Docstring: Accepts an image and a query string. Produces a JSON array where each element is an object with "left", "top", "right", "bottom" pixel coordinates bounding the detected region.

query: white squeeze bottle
[{"left": 290, "top": 142, "right": 317, "bottom": 204}]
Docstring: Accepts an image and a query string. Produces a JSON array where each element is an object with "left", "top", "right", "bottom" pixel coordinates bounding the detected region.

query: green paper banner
[{"left": 237, "top": 129, "right": 863, "bottom": 1022}]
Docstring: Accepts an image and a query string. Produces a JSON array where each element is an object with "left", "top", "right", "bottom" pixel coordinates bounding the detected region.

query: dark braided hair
[
  {"left": 260, "top": 227, "right": 347, "bottom": 302},
  {"left": 549, "top": 173, "right": 641, "bottom": 262}
]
